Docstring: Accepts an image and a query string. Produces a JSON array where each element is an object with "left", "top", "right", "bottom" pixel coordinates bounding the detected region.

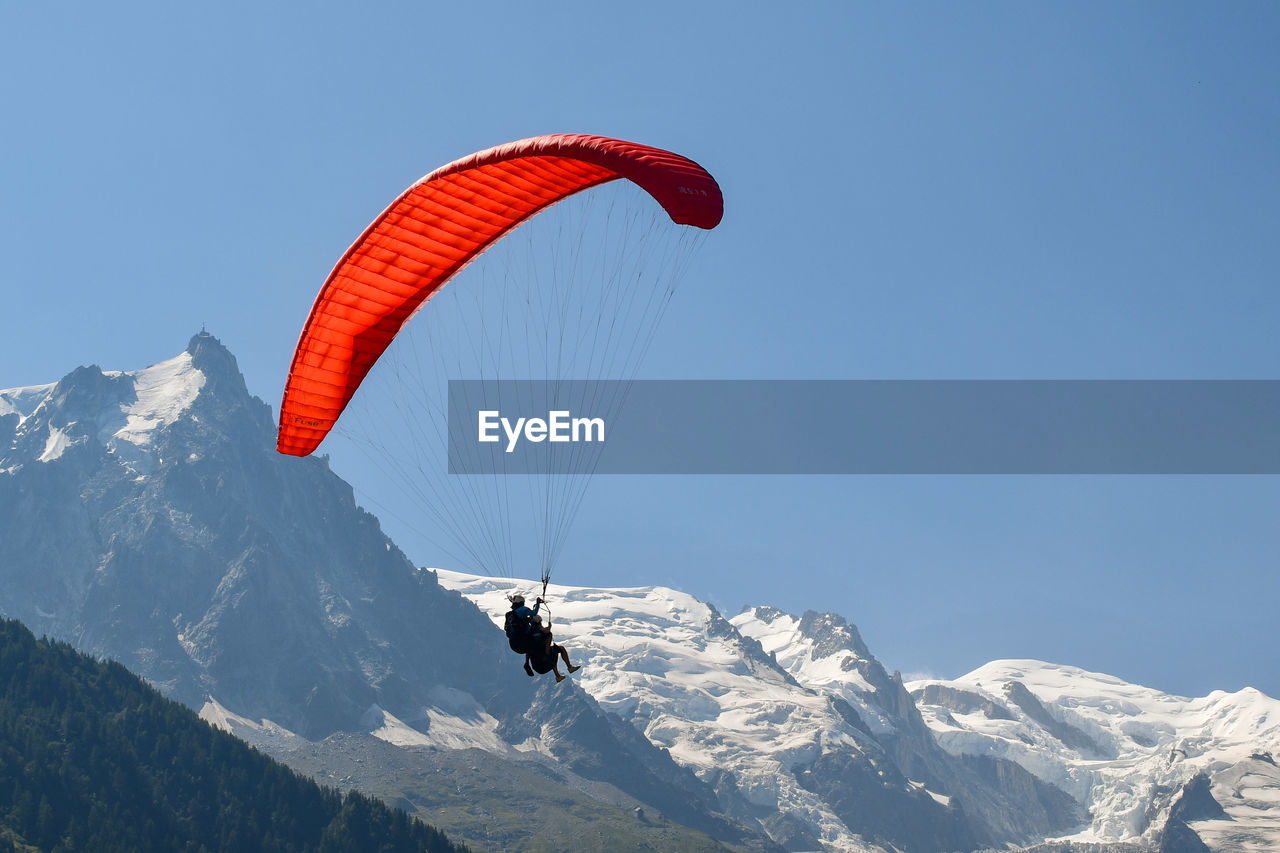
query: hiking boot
[
  {"left": 555, "top": 672, "right": 566, "bottom": 683},
  {"left": 524, "top": 662, "right": 535, "bottom": 677},
  {"left": 567, "top": 664, "right": 581, "bottom": 673}
]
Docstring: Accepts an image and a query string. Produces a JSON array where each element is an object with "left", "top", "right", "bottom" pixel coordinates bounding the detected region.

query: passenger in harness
[
  {"left": 525, "top": 613, "right": 580, "bottom": 683},
  {"left": 504, "top": 593, "right": 581, "bottom": 682}
]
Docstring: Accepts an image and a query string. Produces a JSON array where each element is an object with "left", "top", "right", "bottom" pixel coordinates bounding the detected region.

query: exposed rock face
[
  {"left": 1002, "top": 680, "right": 1105, "bottom": 757},
  {"left": 1, "top": 333, "right": 521, "bottom": 738},
  {"left": 914, "top": 684, "right": 1015, "bottom": 720},
  {"left": 755, "top": 608, "right": 1084, "bottom": 848}
]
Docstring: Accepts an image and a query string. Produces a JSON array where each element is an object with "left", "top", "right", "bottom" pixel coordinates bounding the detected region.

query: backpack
[{"left": 504, "top": 610, "right": 531, "bottom": 654}]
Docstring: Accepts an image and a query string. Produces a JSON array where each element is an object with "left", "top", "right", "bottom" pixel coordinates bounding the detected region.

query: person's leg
[
  {"left": 523, "top": 654, "right": 535, "bottom": 677},
  {"left": 555, "top": 643, "right": 581, "bottom": 673}
]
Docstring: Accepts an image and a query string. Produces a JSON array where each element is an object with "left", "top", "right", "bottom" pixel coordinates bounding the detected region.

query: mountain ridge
[
  {"left": 0, "top": 334, "right": 776, "bottom": 851},
  {"left": 3, "top": 333, "right": 1275, "bottom": 852}
]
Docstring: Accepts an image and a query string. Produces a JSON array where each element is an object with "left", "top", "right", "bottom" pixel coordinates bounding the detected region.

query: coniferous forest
[{"left": 0, "top": 618, "right": 469, "bottom": 852}]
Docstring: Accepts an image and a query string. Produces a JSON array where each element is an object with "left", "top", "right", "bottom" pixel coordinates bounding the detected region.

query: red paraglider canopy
[{"left": 276, "top": 133, "right": 723, "bottom": 457}]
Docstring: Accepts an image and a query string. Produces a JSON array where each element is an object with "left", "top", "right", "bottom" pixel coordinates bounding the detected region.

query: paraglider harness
[
  {"left": 504, "top": 578, "right": 551, "bottom": 656},
  {"left": 503, "top": 608, "right": 535, "bottom": 654}
]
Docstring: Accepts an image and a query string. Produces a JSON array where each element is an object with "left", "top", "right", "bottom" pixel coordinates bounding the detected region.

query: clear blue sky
[{"left": 4, "top": 3, "right": 1278, "bottom": 698}]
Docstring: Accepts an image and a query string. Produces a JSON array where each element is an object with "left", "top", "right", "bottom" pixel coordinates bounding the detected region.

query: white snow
[
  {"left": 1192, "top": 758, "right": 1280, "bottom": 851},
  {"left": 2, "top": 352, "right": 205, "bottom": 474},
  {"left": 730, "top": 607, "right": 897, "bottom": 735},
  {"left": 105, "top": 352, "right": 205, "bottom": 448},
  {"left": 199, "top": 697, "right": 308, "bottom": 752},
  {"left": 0, "top": 383, "right": 54, "bottom": 421},
  {"left": 39, "top": 424, "right": 78, "bottom": 462},
  {"left": 361, "top": 704, "right": 434, "bottom": 747},
  {"left": 361, "top": 687, "right": 507, "bottom": 752},
  {"left": 204, "top": 687, "right": 509, "bottom": 757},
  {"left": 434, "top": 568, "right": 892, "bottom": 853},
  {"left": 907, "top": 660, "right": 1280, "bottom": 848}
]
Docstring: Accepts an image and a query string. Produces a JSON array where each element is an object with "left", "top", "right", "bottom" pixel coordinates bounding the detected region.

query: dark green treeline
[{"left": 0, "top": 618, "right": 468, "bottom": 853}]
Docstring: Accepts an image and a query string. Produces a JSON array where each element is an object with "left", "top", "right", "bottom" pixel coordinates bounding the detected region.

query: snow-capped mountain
[
  {"left": 3, "top": 334, "right": 1274, "bottom": 852},
  {"left": 0, "top": 333, "right": 768, "bottom": 851},
  {"left": 0, "top": 332, "right": 523, "bottom": 736},
  {"left": 1, "top": 351, "right": 203, "bottom": 474},
  {"left": 441, "top": 572, "right": 1279, "bottom": 852},
  {"left": 437, "top": 572, "right": 1087, "bottom": 851},
  {"left": 437, "top": 573, "right": 888, "bottom": 851},
  {"left": 908, "top": 661, "right": 1280, "bottom": 851}
]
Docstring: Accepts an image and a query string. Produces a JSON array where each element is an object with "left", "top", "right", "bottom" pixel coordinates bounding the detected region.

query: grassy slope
[{"left": 275, "top": 734, "right": 733, "bottom": 853}]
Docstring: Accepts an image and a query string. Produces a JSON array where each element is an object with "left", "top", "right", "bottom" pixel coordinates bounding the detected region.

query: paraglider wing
[{"left": 276, "top": 133, "right": 723, "bottom": 457}]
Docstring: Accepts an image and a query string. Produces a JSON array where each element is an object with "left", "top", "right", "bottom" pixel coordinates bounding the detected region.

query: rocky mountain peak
[
  {"left": 186, "top": 330, "right": 249, "bottom": 399},
  {"left": 0, "top": 335, "right": 522, "bottom": 738},
  {"left": 797, "top": 610, "right": 873, "bottom": 661},
  {"left": 48, "top": 364, "right": 135, "bottom": 423}
]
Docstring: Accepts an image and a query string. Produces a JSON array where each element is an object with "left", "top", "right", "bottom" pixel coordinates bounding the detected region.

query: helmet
[{"left": 510, "top": 594, "right": 526, "bottom": 607}]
